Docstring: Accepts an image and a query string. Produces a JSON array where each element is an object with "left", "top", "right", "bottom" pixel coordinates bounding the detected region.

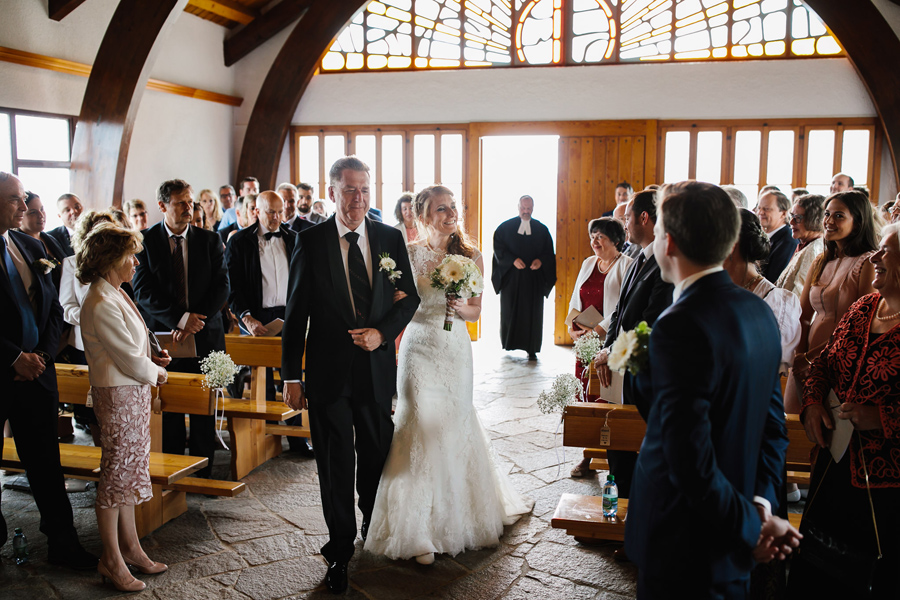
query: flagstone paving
[{"left": 1, "top": 340, "right": 638, "bottom": 599}]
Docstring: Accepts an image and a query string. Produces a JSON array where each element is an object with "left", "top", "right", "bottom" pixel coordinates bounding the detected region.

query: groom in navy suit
[
  {"left": 625, "top": 181, "right": 800, "bottom": 599},
  {"left": 0, "top": 172, "right": 96, "bottom": 569},
  {"left": 282, "top": 157, "right": 419, "bottom": 594}
]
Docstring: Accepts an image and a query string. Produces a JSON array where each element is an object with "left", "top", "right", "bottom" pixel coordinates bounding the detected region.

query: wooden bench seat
[
  {"left": 168, "top": 477, "right": 245, "bottom": 497},
  {"left": 551, "top": 493, "right": 802, "bottom": 544},
  {"left": 1, "top": 439, "right": 207, "bottom": 486},
  {"left": 264, "top": 423, "right": 312, "bottom": 438},
  {"left": 222, "top": 398, "right": 299, "bottom": 420}
]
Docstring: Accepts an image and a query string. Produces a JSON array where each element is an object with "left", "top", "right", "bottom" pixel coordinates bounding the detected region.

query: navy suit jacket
[
  {"left": 281, "top": 216, "right": 419, "bottom": 409},
  {"left": 762, "top": 226, "right": 798, "bottom": 283},
  {"left": 46, "top": 225, "right": 74, "bottom": 257},
  {"left": 288, "top": 216, "right": 315, "bottom": 233},
  {"left": 133, "top": 223, "right": 229, "bottom": 357},
  {"left": 625, "top": 271, "right": 788, "bottom": 583},
  {"left": 225, "top": 222, "right": 296, "bottom": 319},
  {"left": 1, "top": 231, "right": 64, "bottom": 390}
]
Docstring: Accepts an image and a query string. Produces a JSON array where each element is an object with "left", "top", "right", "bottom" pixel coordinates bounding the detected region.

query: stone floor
[{"left": 1, "top": 339, "right": 637, "bottom": 599}]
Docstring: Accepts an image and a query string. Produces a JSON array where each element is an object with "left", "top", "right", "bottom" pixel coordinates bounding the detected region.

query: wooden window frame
[
  {"left": 289, "top": 124, "right": 469, "bottom": 214},
  {"left": 658, "top": 117, "right": 881, "bottom": 200},
  {"left": 1, "top": 106, "right": 76, "bottom": 173}
]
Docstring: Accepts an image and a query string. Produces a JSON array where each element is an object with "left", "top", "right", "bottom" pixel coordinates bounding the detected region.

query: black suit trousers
[
  {"left": 0, "top": 379, "right": 78, "bottom": 548},
  {"left": 162, "top": 357, "right": 217, "bottom": 478},
  {"left": 308, "top": 355, "right": 393, "bottom": 564}
]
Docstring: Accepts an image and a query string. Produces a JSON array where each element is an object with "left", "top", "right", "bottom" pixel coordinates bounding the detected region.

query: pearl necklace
[
  {"left": 597, "top": 253, "right": 621, "bottom": 275},
  {"left": 876, "top": 298, "right": 900, "bottom": 321}
]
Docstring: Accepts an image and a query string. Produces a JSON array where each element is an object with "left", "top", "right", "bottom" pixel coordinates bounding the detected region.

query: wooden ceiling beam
[
  {"left": 70, "top": 0, "right": 190, "bottom": 209},
  {"left": 223, "top": 0, "right": 314, "bottom": 67},
  {"left": 805, "top": 0, "right": 900, "bottom": 188},
  {"left": 235, "top": 0, "right": 360, "bottom": 186},
  {"left": 187, "top": 0, "right": 259, "bottom": 25},
  {"left": 48, "top": 0, "right": 89, "bottom": 21}
]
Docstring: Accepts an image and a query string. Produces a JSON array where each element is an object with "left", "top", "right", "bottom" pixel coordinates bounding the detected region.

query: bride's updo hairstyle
[{"left": 414, "top": 185, "right": 476, "bottom": 259}]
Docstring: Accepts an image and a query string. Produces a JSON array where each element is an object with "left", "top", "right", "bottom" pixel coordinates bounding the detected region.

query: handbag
[
  {"left": 795, "top": 431, "right": 882, "bottom": 596},
  {"left": 148, "top": 331, "right": 164, "bottom": 358}
]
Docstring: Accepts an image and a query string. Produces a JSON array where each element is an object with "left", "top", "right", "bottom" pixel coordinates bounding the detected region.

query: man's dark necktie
[
  {"left": 344, "top": 231, "right": 371, "bottom": 327},
  {"left": 622, "top": 251, "right": 646, "bottom": 300},
  {"left": 264, "top": 231, "right": 282, "bottom": 241},
  {"left": 0, "top": 236, "right": 39, "bottom": 351},
  {"left": 171, "top": 235, "right": 187, "bottom": 310}
]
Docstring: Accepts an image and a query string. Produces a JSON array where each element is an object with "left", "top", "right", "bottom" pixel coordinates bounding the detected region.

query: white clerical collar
[
  {"left": 517, "top": 218, "right": 532, "bottom": 235},
  {"left": 766, "top": 224, "right": 788, "bottom": 239},
  {"left": 672, "top": 266, "right": 723, "bottom": 303}
]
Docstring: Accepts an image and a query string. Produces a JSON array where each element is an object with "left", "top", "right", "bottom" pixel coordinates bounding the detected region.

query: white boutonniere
[
  {"left": 378, "top": 252, "right": 402, "bottom": 284},
  {"left": 33, "top": 258, "right": 59, "bottom": 275},
  {"left": 608, "top": 321, "right": 652, "bottom": 375}
]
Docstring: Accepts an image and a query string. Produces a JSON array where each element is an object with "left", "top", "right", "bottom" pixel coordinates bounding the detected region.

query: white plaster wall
[{"left": 0, "top": 1, "right": 236, "bottom": 224}]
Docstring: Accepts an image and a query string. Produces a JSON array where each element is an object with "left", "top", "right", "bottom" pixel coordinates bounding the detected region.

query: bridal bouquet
[
  {"left": 429, "top": 254, "right": 484, "bottom": 331},
  {"left": 608, "top": 321, "right": 652, "bottom": 376}
]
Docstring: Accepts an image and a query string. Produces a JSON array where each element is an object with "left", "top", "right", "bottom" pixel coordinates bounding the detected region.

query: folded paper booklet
[
  {"left": 573, "top": 305, "right": 603, "bottom": 330},
  {"left": 263, "top": 318, "right": 284, "bottom": 337},
  {"left": 154, "top": 332, "right": 197, "bottom": 358},
  {"left": 827, "top": 389, "right": 852, "bottom": 463}
]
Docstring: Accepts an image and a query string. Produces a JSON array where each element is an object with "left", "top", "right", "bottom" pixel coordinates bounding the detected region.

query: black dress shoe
[
  {"left": 48, "top": 543, "right": 99, "bottom": 570},
  {"left": 325, "top": 560, "right": 348, "bottom": 594},
  {"left": 289, "top": 438, "right": 315, "bottom": 458},
  {"left": 613, "top": 546, "right": 631, "bottom": 563},
  {"left": 527, "top": 352, "right": 538, "bottom": 361},
  {"left": 360, "top": 518, "right": 369, "bottom": 542}
]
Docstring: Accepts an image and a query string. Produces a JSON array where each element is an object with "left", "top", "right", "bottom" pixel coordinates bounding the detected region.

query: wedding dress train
[{"left": 364, "top": 243, "right": 533, "bottom": 560}]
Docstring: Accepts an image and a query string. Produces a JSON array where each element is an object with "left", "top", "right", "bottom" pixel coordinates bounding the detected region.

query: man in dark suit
[
  {"left": 282, "top": 157, "right": 419, "bottom": 594},
  {"left": 0, "top": 172, "right": 96, "bottom": 569},
  {"left": 226, "top": 191, "right": 312, "bottom": 455},
  {"left": 756, "top": 190, "right": 798, "bottom": 283},
  {"left": 594, "top": 189, "right": 674, "bottom": 497},
  {"left": 46, "top": 192, "right": 83, "bottom": 257},
  {"left": 277, "top": 183, "right": 315, "bottom": 233},
  {"left": 626, "top": 181, "right": 800, "bottom": 599},
  {"left": 133, "top": 179, "right": 230, "bottom": 478}
]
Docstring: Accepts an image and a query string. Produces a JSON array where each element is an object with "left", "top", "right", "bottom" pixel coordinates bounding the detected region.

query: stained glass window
[{"left": 322, "top": 0, "right": 840, "bottom": 72}]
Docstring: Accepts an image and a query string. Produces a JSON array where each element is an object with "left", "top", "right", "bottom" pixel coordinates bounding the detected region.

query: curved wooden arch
[
  {"left": 238, "top": 0, "right": 900, "bottom": 191},
  {"left": 70, "top": 0, "right": 189, "bottom": 208}
]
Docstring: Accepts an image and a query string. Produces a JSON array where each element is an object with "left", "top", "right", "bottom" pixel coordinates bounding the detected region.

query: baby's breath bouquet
[
  {"left": 537, "top": 373, "right": 585, "bottom": 422},
  {"left": 573, "top": 330, "right": 603, "bottom": 393},
  {"left": 608, "top": 321, "right": 652, "bottom": 376},
  {"left": 429, "top": 254, "right": 484, "bottom": 331},
  {"left": 200, "top": 351, "right": 240, "bottom": 391}
]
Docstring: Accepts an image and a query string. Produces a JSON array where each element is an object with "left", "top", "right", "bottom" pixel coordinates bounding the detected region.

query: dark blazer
[
  {"left": 1, "top": 231, "right": 64, "bottom": 390},
  {"left": 218, "top": 223, "right": 239, "bottom": 246},
  {"left": 46, "top": 225, "right": 74, "bottom": 257},
  {"left": 625, "top": 271, "right": 788, "bottom": 584},
  {"left": 288, "top": 216, "right": 315, "bottom": 233},
  {"left": 38, "top": 232, "right": 67, "bottom": 291},
  {"left": 763, "top": 225, "right": 798, "bottom": 283},
  {"left": 133, "top": 223, "right": 229, "bottom": 357},
  {"left": 282, "top": 216, "right": 419, "bottom": 409},
  {"left": 225, "top": 222, "right": 296, "bottom": 318}
]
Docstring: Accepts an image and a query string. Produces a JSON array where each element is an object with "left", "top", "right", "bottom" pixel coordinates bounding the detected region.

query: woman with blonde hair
[
  {"left": 365, "top": 185, "right": 533, "bottom": 565},
  {"left": 197, "top": 189, "right": 223, "bottom": 231},
  {"left": 78, "top": 223, "right": 170, "bottom": 592}
]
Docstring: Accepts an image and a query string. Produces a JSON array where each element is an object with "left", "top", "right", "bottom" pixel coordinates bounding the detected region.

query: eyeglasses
[{"left": 788, "top": 213, "right": 805, "bottom": 223}]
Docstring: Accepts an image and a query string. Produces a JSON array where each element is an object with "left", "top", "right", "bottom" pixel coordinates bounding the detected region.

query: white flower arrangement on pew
[
  {"left": 537, "top": 373, "right": 585, "bottom": 422},
  {"left": 429, "top": 254, "right": 484, "bottom": 331},
  {"left": 608, "top": 321, "right": 652, "bottom": 376},
  {"left": 200, "top": 350, "right": 240, "bottom": 450},
  {"left": 573, "top": 330, "right": 603, "bottom": 392}
]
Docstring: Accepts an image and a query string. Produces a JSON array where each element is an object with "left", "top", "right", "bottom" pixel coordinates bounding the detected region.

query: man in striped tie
[{"left": 282, "top": 157, "right": 420, "bottom": 594}]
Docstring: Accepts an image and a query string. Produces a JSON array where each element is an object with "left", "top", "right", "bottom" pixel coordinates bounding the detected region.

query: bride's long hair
[{"left": 414, "top": 186, "right": 476, "bottom": 259}]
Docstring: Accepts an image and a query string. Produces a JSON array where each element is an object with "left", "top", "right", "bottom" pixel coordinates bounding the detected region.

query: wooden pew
[
  {"left": 52, "top": 364, "right": 246, "bottom": 537},
  {"left": 553, "top": 402, "right": 813, "bottom": 543},
  {"left": 224, "top": 334, "right": 308, "bottom": 480}
]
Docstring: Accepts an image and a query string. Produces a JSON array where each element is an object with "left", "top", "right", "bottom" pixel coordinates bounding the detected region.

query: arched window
[{"left": 321, "top": 0, "right": 840, "bottom": 72}]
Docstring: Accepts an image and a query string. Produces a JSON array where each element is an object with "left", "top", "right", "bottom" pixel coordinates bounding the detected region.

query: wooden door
[{"left": 555, "top": 134, "right": 648, "bottom": 345}]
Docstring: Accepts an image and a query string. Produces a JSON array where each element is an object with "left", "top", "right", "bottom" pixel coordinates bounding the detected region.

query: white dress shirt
[
  {"left": 335, "top": 219, "right": 372, "bottom": 316},
  {"left": 517, "top": 217, "right": 532, "bottom": 235},
  {"left": 257, "top": 223, "right": 290, "bottom": 309},
  {"left": 163, "top": 222, "right": 191, "bottom": 330},
  {"left": 59, "top": 255, "right": 90, "bottom": 350},
  {"left": 765, "top": 224, "right": 788, "bottom": 240}
]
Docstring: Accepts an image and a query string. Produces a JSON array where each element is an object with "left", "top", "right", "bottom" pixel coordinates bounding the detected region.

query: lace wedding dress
[{"left": 364, "top": 243, "right": 534, "bottom": 560}]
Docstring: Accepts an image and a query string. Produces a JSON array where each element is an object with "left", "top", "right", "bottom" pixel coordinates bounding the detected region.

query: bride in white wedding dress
[{"left": 364, "top": 186, "right": 534, "bottom": 565}]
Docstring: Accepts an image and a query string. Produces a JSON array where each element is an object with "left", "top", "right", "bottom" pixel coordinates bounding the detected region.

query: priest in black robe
[{"left": 491, "top": 195, "right": 556, "bottom": 359}]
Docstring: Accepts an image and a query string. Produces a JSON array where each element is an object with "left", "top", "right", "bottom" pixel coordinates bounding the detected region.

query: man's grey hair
[
  {"left": 720, "top": 185, "right": 748, "bottom": 209},
  {"left": 276, "top": 182, "right": 298, "bottom": 195},
  {"left": 328, "top": 156, "right": 370, "bottom": 188}
]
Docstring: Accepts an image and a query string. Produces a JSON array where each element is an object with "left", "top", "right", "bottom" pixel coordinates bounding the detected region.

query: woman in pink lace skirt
[{"left": 78, "top": 223, "right": 170, "bottom": 592}]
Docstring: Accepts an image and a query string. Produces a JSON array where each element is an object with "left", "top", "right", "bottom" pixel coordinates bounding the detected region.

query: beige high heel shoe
[
  {"left": 123, "top": 554, "right": 168, "bottom": 574},
  {"left": 98, "top": 561, "right": 146, "bottom": 593},
  {"left": 415, "top": 553, "right": 435, "bottom": 565}
]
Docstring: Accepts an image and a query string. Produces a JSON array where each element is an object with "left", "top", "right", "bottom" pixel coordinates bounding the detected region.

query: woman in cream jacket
[{"left": 78, "top": 223, "right": 170, "bottom": 592}]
